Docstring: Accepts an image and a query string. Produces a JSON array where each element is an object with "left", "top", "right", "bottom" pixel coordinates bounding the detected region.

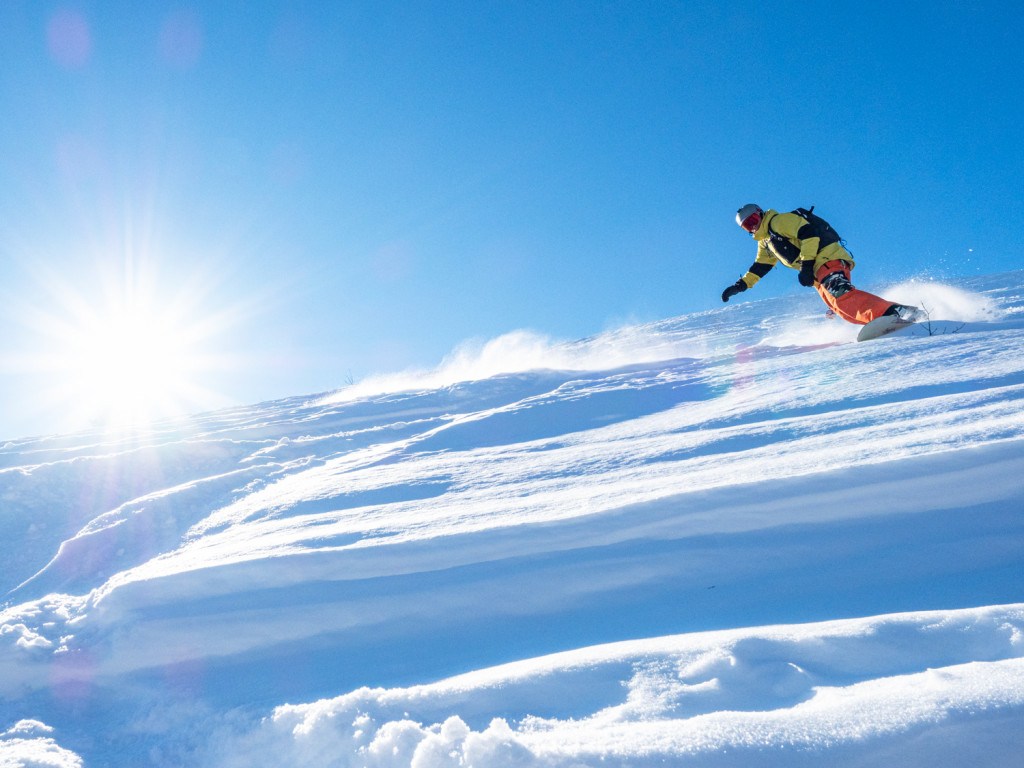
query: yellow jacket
[{"left": 741, "top": 209, "right": 853, "bottom": 288}]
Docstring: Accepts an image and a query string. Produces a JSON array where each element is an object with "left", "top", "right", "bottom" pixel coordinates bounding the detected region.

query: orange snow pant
[{"left": 814, "top": 260, "right": 894, "bottom": 325}]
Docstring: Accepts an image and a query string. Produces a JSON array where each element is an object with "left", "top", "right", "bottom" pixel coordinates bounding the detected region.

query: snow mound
[{"left": 210, "top": 605, "right": 1024, "bottom": 767}]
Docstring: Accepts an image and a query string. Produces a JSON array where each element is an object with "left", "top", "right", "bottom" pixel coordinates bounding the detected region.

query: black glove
[
  {"left": 798, "top": 260, "right": 817, "bottom": 287},
  {"left": 721, "top": 280, "right": 747, "bottom": 303}
]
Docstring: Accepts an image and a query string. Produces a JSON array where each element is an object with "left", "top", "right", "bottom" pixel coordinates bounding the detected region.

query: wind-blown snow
[
  {"left": 1, "top": 271, "right": 1023, "bottom": 767},
  {"left": 326, "top": 324, "right": 707, "bottom": 403}
]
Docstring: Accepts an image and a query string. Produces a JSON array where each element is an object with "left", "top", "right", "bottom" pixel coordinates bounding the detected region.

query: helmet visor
[{"left": 739, "top": 211, "right": 762, "bottom": 233}]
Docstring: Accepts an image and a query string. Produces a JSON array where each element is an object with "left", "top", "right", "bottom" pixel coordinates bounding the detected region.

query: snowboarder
[{"left": 722, "top": 204, "right": 921, "bottom": 326}]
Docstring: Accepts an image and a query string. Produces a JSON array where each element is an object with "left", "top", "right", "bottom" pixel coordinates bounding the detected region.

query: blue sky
[{"left": 0, "top": 1, "right": 1021, "bottom": 439}]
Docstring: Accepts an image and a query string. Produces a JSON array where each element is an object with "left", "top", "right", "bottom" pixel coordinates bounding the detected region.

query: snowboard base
[{"left": 857, "top": 315, "right": 916, "bottom": 342}]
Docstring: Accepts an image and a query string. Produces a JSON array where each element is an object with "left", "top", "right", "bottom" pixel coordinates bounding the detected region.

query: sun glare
[
  {"left": 18, "top": 259, "right": 242, "bottom": 435},
  {"left": 61, "top": 301, "right": 205, "bottom": 427}
]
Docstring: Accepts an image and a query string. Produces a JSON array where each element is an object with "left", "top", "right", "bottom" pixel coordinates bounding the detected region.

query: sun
[
  {"left": 59, "top": 299, "right": 211, "bottom": 428},
  {"left": 20, "top": 259, "right": 241, "bottom": 434}
]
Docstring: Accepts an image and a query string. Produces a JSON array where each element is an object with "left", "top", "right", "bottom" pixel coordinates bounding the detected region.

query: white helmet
[{"left": 736, "top": 203, "right": 763, "bottom": 233}]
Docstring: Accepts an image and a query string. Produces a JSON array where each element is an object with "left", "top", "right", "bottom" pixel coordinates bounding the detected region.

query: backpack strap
[{"left": 791, "top": 206, "right": 841, "bottom": 248}]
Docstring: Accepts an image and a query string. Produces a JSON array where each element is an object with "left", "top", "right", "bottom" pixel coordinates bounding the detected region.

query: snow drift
[{"left": 2, "top": 271, "right": 1023, "bottom": 767}]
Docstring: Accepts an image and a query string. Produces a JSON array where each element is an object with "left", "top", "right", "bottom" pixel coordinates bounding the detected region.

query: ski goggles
[{"left": 739, "top": 211, "right": 762, "bottom": 233}]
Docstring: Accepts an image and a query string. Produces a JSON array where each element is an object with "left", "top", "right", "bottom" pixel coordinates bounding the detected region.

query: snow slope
[{"left": 1, "top": 272, "right": 1023, "bottom": 767}]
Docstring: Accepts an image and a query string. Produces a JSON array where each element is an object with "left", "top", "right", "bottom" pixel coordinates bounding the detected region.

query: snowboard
[{"left": 856, "top": 314, "right": 916, "bottom": 342}]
